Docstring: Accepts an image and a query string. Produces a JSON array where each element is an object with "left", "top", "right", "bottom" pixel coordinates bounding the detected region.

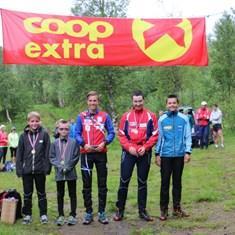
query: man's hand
[
  {"left": 184, "top": 153, "right": 191, "bottom": 163},
  {"left": 84, "top": 144, "right": 94, "bottom": 152},
  {"left": 137, "top": 146, "right": 146, "bottom": 156},
  {"left": 129, "top": 146, "right": 138, "bottom": 156},
  {"left": 95, "top": 142, "right": 106, "bottom": 152},
  {"left": 155, "top": 155, "right": 161, "bottom": 167}
]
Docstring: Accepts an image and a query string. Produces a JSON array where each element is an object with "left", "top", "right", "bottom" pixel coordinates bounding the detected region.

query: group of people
[
  {"left": 13, "top": 90, "right": 193, "bottom": 226},
  {"left": 0, "top": 125, "right": 19, "bottom": 166},
  {"left": 195, "top": 101, "right": 224, "bottom": 149}
]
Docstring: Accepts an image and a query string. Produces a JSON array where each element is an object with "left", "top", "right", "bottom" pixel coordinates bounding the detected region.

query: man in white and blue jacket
[{"left": 155, "top": 94, "right": 192, "bottom": 221}]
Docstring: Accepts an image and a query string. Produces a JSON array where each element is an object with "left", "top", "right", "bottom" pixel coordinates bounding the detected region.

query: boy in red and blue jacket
[{"left": 76, "top": 91, "right": 115, "bottom": 225}]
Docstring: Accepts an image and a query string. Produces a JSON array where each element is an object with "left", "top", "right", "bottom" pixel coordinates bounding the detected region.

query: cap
[{"left": 201, "top": 101, "right": 207, "bottom": 106}]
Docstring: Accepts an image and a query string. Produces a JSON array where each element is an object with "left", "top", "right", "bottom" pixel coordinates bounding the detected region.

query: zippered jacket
[
  {"left": 16, "top": 126, "right": 51, "bottom": 177},
  {"left": 76, "top": 109, "right": 115, "bottom": 153},
  {"left": 69, "top": 123, "right": 76, "bottom": 139},
  {"left": 118, "top": 108, "right": 158, "bottom": 152},
  {"left": 210, "top": 109, "right": 222, "bottom": 124},
  {"left": 49, "top": 137, "right": 80, "bottom": 181},
  {"left": 8, "top": 132, "right": 19, "bottom": 148},
  {"left": 195, "top": 107, "right": 211, "bottom": 126},
  {"left": 0, "top": 131, "right": 8, "bottom": 147},
  {"left": 156, "top": 111, "right": 192, "bottom": 157}
]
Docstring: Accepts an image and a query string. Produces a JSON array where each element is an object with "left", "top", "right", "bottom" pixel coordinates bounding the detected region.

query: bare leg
[
  {"left": 218, "top": 129, "right": 224, "bottom": 146},
  {"left": 213, "top": 131, "right": 218, "bottom": 146}
]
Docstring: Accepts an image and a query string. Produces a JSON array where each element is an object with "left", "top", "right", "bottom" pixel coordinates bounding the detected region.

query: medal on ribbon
[
  {"left": 59, "top": 139, "right": 69, "bottom": 166},
  {"left": 28, "top": 133, "right": 39, "bottom": 155}
]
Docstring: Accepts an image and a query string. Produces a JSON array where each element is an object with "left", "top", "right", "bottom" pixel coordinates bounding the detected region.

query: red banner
[{"left": 1, "top": 9, "right": 208, "bottom": 66}]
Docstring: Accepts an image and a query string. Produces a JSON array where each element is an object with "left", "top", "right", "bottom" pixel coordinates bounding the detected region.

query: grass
[{"left": 0, "top": 106, "right": 235, "bottom": 234}]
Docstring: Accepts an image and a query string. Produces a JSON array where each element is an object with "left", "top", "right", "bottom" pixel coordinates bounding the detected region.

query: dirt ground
[{"left": 58, "top": 202, "right": 235, "bottom": 235}]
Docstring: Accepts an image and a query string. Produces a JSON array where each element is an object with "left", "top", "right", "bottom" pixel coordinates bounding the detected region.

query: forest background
[{"left": 0, "top": 0, "right": 234, "bottom": 132}]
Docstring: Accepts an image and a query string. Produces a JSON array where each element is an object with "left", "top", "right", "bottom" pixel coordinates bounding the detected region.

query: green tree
[
  {"left": 210, "top": 11, "right": 235, "bottom": 100},
  {"left": 71, "top": 0, "right": 128, "bottom": 17},
  {"left": 16, "top": 65, "right": 49, "bottom": 104},
  {"left": 210, "top": 10, "right": 235, "bottom": 128},
  {"left": 0, "top": 49, "right": 31, "bottom": 122},
  {"left": 69, "top": 0, "right": 129, "bottom": 124}
]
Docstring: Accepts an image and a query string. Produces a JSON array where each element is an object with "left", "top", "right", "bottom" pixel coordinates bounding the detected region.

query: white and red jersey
[
  {"left": 118, "top": 108, "right": 158, "bottom": 152},
  {"left": 195, "top": 107, "right": 211, "bottom": 126},
  {"left": 76, "top": 109, "right": 115, "bottom": 153}
]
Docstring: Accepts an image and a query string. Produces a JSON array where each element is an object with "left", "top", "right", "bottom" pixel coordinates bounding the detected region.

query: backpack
[{"left": 2, "top": 161, "right": 15, "bottom": 172}]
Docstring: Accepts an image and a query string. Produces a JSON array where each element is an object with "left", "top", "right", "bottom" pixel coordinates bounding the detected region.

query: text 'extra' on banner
[{"left": 1, "top": 9, "right": 208, "bottom": 66}]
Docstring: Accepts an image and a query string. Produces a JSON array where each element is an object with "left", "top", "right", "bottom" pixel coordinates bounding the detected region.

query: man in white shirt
[{"left": 210, "top": 104, "right": 224, "bottom": 148}]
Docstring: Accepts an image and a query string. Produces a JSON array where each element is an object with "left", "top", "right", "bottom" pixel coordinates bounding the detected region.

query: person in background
[
  {"left": 16, "top": 111, "right": 51, "bottom": 225},
  {"left": 155, "top": 94, "right": 192, "bottom": 221},
  {"left": 195, "top": 101, "right": 211, "bottom": 149},
  {"left": 8, "top": 126, "right": 19, "bottom": 164},
  {"left": 69, "top": 119, "right": 76, "bottom": 139},
  {"left": 210, "top": 104, "right": 224, "bottom": 148},
  {"left": 183, "top": 110, "right": 195, "bottom": 130},
  {"left": 159, "top": 110, "right": 164, "bottom": 117},
  {"left": 0, "top": 125, "right": 8, "bottom": 165},
  {"left": 54, "top": 119, "right": 64, "bottom": 139},
  {"left": 50, "top": 119, "right": 80, "bottom": 226}
]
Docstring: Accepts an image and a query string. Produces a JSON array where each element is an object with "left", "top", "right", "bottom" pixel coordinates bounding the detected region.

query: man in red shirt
[
  {"left": 195, "top": 101, "right": 211, "bottom": 149},
  {"left": 113, "top": 91, "right": 158, "bottom": 222}
]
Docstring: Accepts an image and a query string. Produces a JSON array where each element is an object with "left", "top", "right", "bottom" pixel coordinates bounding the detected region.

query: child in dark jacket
[
  {"left": 50, "top": 119, "right": 80, "bottom": 226},
  {"left": 16, "top": 111, "right": 51, "bottom": 224}
]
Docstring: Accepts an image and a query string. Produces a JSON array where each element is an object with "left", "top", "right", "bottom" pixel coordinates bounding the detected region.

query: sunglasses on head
[{"left": 59, "top": 128, "right": 69, "bottom": 131}]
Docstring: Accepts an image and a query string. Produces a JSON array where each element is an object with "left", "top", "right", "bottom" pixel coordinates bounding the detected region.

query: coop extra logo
[{"left": 23, "top": 17, "right": 114, "bottom": 59}]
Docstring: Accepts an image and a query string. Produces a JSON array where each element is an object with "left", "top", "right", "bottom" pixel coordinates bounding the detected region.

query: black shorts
[{"left": 213, "top": 124, "right": 222, "bottom": 132}]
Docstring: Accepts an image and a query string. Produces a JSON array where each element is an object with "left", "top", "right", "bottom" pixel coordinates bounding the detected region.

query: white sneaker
[
  {"left": 56, "top": 216, "right": 65, "bottom": 226},
  {"left": 221, "top": 144, "right": 224, "bottom": 148},
  {"left": 22, "top": 215, "right": 32, "bottom": 224},
  {"left": 67, "top": 215, "right": 77, "bottom": 225},
  {"left": 215, "top": 144, "right": 218, "bottom": 148},
  {"left": 40, "top": 215, "right": 48, "bottom": 224}
]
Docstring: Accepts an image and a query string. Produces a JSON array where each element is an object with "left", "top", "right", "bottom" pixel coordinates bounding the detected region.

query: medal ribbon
[
  {"left": 28, "top": 133, "right": 39, "bottom": 151},
  {"left": 59, "top": 139, "right": 69, "bottom": 161}
]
